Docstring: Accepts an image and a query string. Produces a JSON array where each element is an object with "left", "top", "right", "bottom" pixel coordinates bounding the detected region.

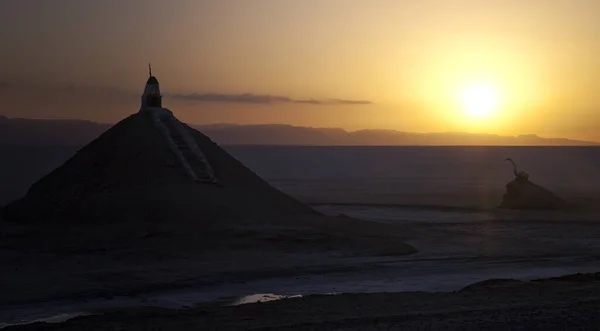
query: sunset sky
[{"left": 1, "top": 0, "right": 599, "bottom": 141}]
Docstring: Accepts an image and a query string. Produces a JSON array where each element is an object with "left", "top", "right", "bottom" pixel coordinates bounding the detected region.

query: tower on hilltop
[{"left": 140, "top": 63, "right": 162, "bottom": 110}]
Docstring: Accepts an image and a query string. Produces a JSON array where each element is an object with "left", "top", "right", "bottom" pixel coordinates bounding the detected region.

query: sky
[{"left": 1, "top": 0, "right": 599, "bottom": 141}]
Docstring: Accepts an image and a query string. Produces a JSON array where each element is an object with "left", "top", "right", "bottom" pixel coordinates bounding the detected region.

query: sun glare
[{"left": 459, "top": 83, "right": 499, "bottom": 118}]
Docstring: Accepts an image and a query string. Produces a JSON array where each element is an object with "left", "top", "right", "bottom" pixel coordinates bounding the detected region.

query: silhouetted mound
[
  {"left": 2, "top": 111, "right": 316, "bottom": 224},
  {"left": 500, "top": 177, "right": 565, "bottom": 210}
]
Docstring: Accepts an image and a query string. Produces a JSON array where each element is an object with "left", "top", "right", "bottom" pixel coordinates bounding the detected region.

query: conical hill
[{"left": 2, "top": 109, "right": 316, "bottom": 224}]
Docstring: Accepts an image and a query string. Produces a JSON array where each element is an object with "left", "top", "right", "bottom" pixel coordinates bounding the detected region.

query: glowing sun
[{"left": 459, "top": 83, "right": 499, "bottom": 118}]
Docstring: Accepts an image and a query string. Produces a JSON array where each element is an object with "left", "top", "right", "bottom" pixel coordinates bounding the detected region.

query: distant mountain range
[{"left": 1, "top": 116, "right": 598, "bottom": 146}]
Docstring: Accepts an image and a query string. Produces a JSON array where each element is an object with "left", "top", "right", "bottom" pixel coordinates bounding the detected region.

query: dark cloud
[
  {"left": 168, "top": 93, "right": 291, "bottom": 104},
  {"left": 0, "top": 81, "right": 373, "bottom": 107},
  {"left": 294, "top": 99, "right": 372, "bottom": 105},
  {"left": 330, "top": 99, "right": 372, "bottom": 105},
  {"left": 167, "top": 93, "right": 372, "bottom": 105}
]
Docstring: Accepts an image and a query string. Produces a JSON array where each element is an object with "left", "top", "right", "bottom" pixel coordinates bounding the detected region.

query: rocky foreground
[{"left": 7, "top": 273, "right": 600, "bottom": 330}]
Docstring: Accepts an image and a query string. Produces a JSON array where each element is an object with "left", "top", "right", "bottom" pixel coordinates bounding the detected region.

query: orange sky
[{"left": 1, "top": 0, "right": 599, "bottom": 141}]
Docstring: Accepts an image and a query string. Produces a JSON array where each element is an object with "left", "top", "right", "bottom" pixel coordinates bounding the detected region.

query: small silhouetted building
[{"left": 140, "top": 64, "right": 162, "bottom": 110}]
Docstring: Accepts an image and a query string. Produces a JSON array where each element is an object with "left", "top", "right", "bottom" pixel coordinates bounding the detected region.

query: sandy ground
[
  {"left": 7, "top": 274, "right": 600, "bottom": 330},
  {"left": 5, "top": 209, "right": 600, "bottom": 309},
  {"left": 3, "top": 207, "right": 600, "bottom": 329},
  {"left": 0, "top": 213, "right": 416, "bottom": 308}
]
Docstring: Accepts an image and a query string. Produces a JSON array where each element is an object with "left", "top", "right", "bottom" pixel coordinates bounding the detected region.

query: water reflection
[{"left": 229, "top": 293, "right": 303, "bottom": 306}]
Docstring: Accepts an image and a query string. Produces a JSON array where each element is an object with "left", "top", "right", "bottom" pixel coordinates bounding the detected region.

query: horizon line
[{"left": 1, "top": 114, "right": 599, "bottom": 145}]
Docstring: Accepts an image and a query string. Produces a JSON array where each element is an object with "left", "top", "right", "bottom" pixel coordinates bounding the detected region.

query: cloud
[
  {"left": 168, "top": 93, "right": 291, "bottom": 104},
  {"left": 293, "top": 99, "right": 372, "bottom": 105},
  {"left": 0, "top": 80, "right": 373, "bottom": 107},
  {"left": 166, "top": 92, "right": 372, "bottom": 105}
]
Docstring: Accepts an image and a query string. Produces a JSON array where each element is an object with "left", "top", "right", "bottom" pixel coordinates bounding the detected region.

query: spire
[{"left": 145, "top": 63, "right": 159, "bottom": 85}]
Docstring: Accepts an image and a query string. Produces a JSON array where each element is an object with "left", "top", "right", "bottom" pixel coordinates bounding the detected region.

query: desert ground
[
  {"left": 6, "top": 272, "right": 600, "bottom": 330},
  {"left": 2, "top": 206, "right": 600, "bottom": 330}
]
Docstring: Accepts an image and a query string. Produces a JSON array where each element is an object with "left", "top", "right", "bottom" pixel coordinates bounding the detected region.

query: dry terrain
[{"left": 7, "top": 274, "right": 600, "bottom": 330}]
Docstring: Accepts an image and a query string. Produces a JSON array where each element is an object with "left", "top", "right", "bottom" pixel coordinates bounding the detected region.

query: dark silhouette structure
[
  {"left": 141, "top": 63, "right": 162, "bottom": 109},
  {"left": 506, "top": 157, "right": 529, "bottom": 181},
  {"left": 500, "top": 157, "right": 565, "bottom": 210}
]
